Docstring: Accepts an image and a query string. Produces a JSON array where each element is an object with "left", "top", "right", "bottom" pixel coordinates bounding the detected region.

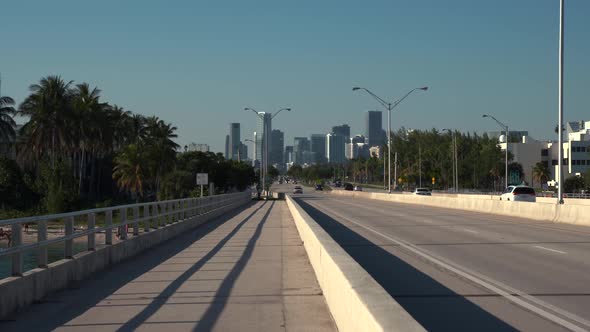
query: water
[{"left": 0, "top": 242, "right": 87, "bottom": 279}]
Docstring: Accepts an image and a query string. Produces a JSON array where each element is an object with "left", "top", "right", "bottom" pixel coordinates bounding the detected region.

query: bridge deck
[{"left": 1, "top": 200, "right": 336, "bottom": 332}]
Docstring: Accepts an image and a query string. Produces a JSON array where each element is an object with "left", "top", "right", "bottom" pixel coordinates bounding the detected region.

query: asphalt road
[{"left": 277, "top": 184, "right": 590, "bottom": 332}]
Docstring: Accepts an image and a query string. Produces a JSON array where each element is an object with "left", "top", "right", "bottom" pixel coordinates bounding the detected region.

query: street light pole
[
  {"left": 483, "top": 114, "right": 509, "bottom": 189},
  {"left": 443, "top": 129, "right": 456, "bottom": 192},
  {"left": 245, "top": 107, "right": 291, "bottom": 197},
  {"left": 353, "top": 86, "right": 428, "bottom": 193},
  {"left": 557, "top": 0, "right": 565, "bottom": 204}
]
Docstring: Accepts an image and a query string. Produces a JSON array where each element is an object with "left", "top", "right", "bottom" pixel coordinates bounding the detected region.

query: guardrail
[{"left": 0, "top": 192, "right": 247, "bottom": 277}]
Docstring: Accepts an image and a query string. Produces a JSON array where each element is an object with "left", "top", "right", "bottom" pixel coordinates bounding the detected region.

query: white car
[
  {"left": 413, "top": 188, "right": 432, "bottom": 196},
  {"left": 293, "top": 186, "right": 303, "bottom": 194},
  {"left": 500, "top": 186, "right": 536, "bottom": 202}
]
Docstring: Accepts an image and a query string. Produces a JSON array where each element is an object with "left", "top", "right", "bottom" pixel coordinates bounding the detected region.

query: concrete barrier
[
  {"left": 0, "top": 193, "right": 251, "bottom": 319},
  {"left": 286, "top": 195, "right": 425, "bottom": 332},
  {"left": 331, "top": 190, "right": 590, "bottom": 226}
]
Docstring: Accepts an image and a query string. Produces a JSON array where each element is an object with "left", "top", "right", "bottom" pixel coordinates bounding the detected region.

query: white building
[{"left": 498, "top": 120, "right": 590, "bottom": 187}]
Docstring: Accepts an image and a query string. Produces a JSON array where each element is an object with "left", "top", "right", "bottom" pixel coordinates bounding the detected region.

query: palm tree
[
  {"left": 113, "top": 144, "right": 145, "bottom": 200},
  {"left": 72, "top": 83, "right": 110, "bottom": 196},
  {"left": 0, "top": 96, "right": 16, "bottom": 141},
  {"left": 141, "top": 116, "right": 180, "bottom": 195},
  {"left": 533, "top": 162, "right": 550, "bottom": 186},
  {"left": 18, "top": 76, "right": 74, "bottom": 166}
]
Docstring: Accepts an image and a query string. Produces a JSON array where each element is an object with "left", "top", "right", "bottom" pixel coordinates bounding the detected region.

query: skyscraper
[
  {"left": 293, "top": 137, "right": 310, "bottom": 165},
  {"left": 229, "top": 123, "right": 241, "bottom": 160},
  {"left": 270, "top": 129, "right": 284, "bottom": 166},
  {"left": 284, "top": 146, "right": 294, "bottom": 164},
  {"left": 224, "top": 135, "right": 230, "bottom": 159},
  {"left": 326, "top": 134, "right": 346, "bottom": 164},
  {"left": 365, "top": 111, "right": 384, "bottom": 147},
  {"left": 332, "top": 124, "right": 351, "bottom": 142},
  {"left": 310, "top": 134, "right": 327, "bottom": 164},
  {"left": 255, "top": 113, "right": 272, "bottom": 163},
  {"left": 239, "top": 142, "right": 248, "bottom": 161}
]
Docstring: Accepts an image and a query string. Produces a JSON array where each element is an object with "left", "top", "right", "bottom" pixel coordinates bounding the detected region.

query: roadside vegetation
[{"left": 0, "top": 76, "right": 255, "bottom": 219}]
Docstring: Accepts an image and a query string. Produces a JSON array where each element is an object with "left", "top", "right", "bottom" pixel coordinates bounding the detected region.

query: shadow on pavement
[
  {"left": 193, "top": 201, "right": 274, "bottom": 331},
  {"left": 116, "top": 201, "right": 272, "bottom": 332},
  {"left": 1, "top": 201, "right": 262, "bottom": 332},
  {"left": 294, "top": 198, "right": 517, "bottom": 332}
]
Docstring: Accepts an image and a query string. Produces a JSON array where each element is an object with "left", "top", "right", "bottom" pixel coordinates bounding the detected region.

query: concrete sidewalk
[{"left": 1, "top": 201, "right": 336, "bottom": 332}]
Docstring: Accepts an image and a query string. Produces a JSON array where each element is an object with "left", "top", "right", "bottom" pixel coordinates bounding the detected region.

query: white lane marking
[
  {"left": 305, "top": 199, "right": 590, "bottom": 332},
  {"left": 534, "top": 246, "right": 567, "bottom": 255},
  {"left": 462, "top": 228, "right": 478, "bottom": 234}
]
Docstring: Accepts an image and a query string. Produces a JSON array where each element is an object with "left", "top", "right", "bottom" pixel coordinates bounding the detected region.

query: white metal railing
[{"left": 0, "top": 192, "right": 250, "bottom": 277}]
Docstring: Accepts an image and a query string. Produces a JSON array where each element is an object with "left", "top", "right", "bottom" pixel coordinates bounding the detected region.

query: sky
[{"left": 2, "top": 0, "right": 589, "bottom": 156}]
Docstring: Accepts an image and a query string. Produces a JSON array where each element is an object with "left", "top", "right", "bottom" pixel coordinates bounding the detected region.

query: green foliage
[
  {"left": 563, "top": 176, "right": 586, "bottom": 193},
  {"left": 0, "top": 157, "right": 33, "bottom": 209}
]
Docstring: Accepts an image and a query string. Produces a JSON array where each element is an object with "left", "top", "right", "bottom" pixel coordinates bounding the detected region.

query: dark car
[
  {"left": 315, "top": 184, "right": 323, "bottom": 191},
  {"left": 344, "top": 183, "right": 354, "bottom": 191}
]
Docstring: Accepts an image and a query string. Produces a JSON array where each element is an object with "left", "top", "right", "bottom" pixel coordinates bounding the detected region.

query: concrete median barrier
[
  {"left": 330, "top": 190, "right": 590, "bottom": 226},
  {"left": 286, "top": 195, "right": 425, "bottom": 332}
]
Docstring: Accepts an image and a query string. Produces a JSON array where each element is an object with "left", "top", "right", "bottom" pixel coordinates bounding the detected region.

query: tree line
[
  {"left": 288, "top": 128, "right": 590, "bottom": 192},
  {"left": 0, "top": 75, "right": 255, "bottom": 218}
]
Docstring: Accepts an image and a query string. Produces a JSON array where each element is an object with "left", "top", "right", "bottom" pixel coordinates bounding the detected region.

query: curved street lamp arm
[
  {"left": 354, "top": 87, "right": 390, "bottom": 109},
  {"left": 484, "top": 114, "right": 508, "bottom": 131},
  {"left": 271, "top": 107, "right": 291, "bottom": 119},
  {"left": 392, "top": 87, "right": 428, "bottom": 109},
  {"left": 244, "top": 107, "right": 262, "bottom": 118}
]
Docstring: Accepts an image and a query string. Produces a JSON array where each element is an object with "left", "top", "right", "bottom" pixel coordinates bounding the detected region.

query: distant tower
[{"left": 365, "top": 111, "right": 383, "bottom": 147}]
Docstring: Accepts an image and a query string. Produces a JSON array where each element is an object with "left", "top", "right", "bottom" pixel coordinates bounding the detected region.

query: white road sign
[{"left": 196, "top": 173, "right": 208, "bottom": 185}]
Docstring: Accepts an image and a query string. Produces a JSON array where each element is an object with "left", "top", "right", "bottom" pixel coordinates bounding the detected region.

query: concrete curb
[
  {"left": 330, "top": 190, "right": 590, "bottom": 226},
  {"left": 286, "top": 195, "right": 425, "bottom": 332},
  {"left": 0, "top": 194, "right": 251, "bottom": 319}
]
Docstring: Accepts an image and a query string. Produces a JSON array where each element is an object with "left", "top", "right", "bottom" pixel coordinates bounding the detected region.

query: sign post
[{"left": 197, "top": 173, "right": 208, "bottom": 197}]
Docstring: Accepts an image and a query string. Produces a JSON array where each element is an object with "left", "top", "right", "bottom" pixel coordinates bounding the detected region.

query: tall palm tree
[
  {"left": 72, "top": 83, "right": 110, "bottom": 195},
  {"left": 533, "top": 162, "right": 550, "bottom": 186},
  {"left": 0, "top": 96, "right": 16, "bottom": 141},
  {"left": 141, "top": 116, "right": 179, "bottom": 194},
  {"left": 113, "top": 144, "right": 145, "bottom": 200},
  {"left": 18, "top": 76, "right": 74, "bottom": 166}
]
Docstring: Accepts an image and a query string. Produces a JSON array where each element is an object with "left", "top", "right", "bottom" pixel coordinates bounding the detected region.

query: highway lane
[{"left": 280, "top": 184, "right": 590, "bottom": 331}]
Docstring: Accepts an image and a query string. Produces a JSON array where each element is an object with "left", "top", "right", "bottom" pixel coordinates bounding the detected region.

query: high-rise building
[
  {"left": 326, "top": 134, "right": 346, "bottom": 164},
  {"left": 365, "top": 111, "right": 384, "bottom": 147},
  {"left": 351, "top": 135, "right": 367, "bottom": 144},
  {"left": 229, "top": 123, "right": 241, "bottom": 160},
  {"left": 255, "top": 113, "right": 272, "bottom": 163},
  {"left": 239, "top": 142, "right": 248, "bottom": 162},
  {"left": 224, "top": 135, "right": 230, "bottom": 159},
  {"left": 332, "top": 124, "right": 351, "bottom": 142},
  {"left": 270, "top": 129, "right": 284, "bottom": 166},
  {"left": 310, "top": 134, "right": 327, "bottom": 164},
  {"left": 293, "top": 137, "right": 310, "bottom": 165},
  {"left": 284, "top": 146, "right": 294, "bottom": 164}
]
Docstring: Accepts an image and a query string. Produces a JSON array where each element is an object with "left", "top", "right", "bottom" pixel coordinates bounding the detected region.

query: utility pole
[{"left": 419, "top": 144, "right": 422, "bottom": 187}]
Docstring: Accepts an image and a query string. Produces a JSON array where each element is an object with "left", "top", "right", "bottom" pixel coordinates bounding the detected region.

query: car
[
  {"left": 413, "top": 188, "right": 432, "bottom": 196},
  {"left": 343, "top": 183, "right": 354, "bottom": 191},
  {"left": 293, "top": 186, "right": 303, "bottom": 194},
  {"left": 500, "top": 185, "right": 536, "bottom": 202},
  {"left": 315, "top": 184, "right": 323, "bottom": 191},
  {"left": 353, "top": 185, "right": 363, "bottom": 191}
]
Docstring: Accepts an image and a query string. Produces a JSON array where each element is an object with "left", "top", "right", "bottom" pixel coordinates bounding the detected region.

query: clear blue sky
[{"left": 2, "top": 0, "right": 589, "bottom": 155}]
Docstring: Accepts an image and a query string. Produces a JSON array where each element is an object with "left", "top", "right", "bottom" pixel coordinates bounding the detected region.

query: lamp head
[
  {"left": 482, "top": 114, "right": 489, "bottom": 118},
  {"left": 419, "top": 87, "right": 428, "bottom": 91},
  {"left": 352, "top": 87, "right": 361, "bottom": 91}
]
